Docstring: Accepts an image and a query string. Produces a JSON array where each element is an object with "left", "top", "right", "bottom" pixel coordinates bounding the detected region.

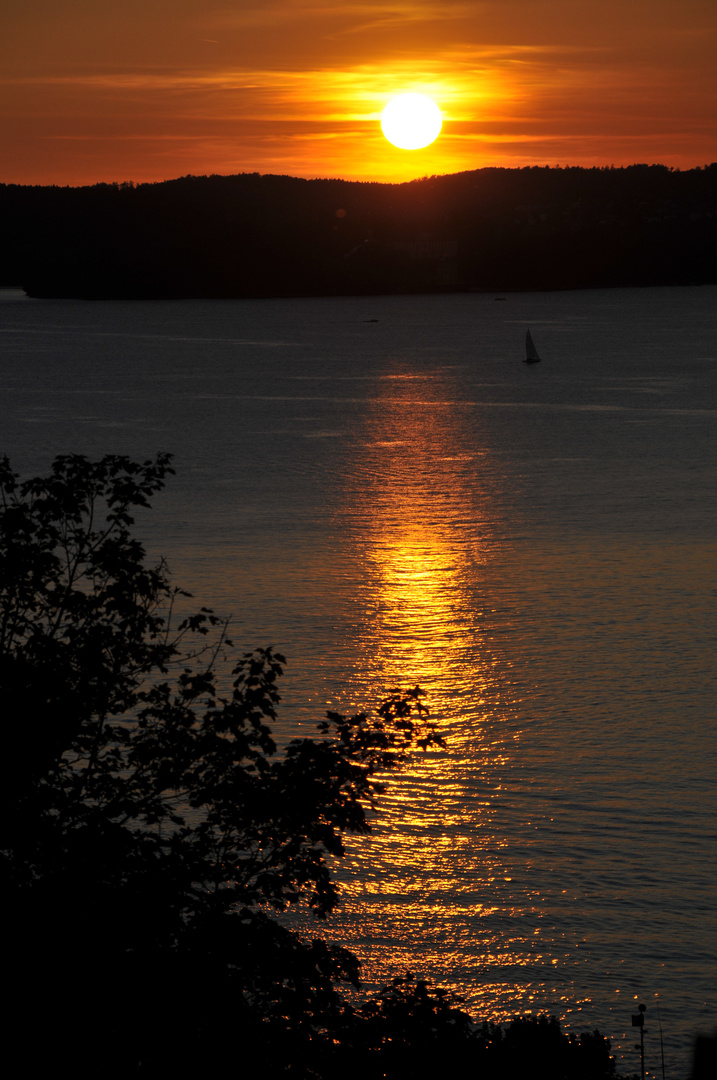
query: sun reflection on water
[
  {"left": 321, "top": 370, "right": 558, "bottom": 1020},
  {"left": 346, "top": 390, "right": 494, "bottom": 717}
]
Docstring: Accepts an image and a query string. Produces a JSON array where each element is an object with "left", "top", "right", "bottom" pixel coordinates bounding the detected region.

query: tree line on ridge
[{"left": 1, "top": 163, "right": 715, "bottom": 298}]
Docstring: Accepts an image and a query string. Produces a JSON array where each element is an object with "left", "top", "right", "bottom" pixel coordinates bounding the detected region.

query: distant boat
[{"left": 524, "top": 329, "right": 541, "bottom": 364}]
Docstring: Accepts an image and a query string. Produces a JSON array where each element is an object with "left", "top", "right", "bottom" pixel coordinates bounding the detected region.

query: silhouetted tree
[
  {"left": 475, "top": 1014, "right": 617, "bottom": 1080},
  {"left": 0, "top": 452, "right": 454, "bottom": 1074},
  {"left": 0, "top": 453, "right": 617, "bottom": 1078}
]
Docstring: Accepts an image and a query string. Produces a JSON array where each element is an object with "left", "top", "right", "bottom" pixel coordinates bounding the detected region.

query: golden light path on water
[{"left": 314, "top": 372, "right": 583, "bottom": 1021}]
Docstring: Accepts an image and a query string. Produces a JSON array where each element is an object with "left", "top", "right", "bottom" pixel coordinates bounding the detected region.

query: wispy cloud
[{"left": 1, "top": 0, "right": 715, "bottom": 183}]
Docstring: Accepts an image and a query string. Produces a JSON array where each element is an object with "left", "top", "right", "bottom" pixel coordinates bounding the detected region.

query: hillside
[{"left": 2, "top": 164, "right": 716, "bottom": 298}]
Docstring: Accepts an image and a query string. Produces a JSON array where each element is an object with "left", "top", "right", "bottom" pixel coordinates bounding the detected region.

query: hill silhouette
[{"left": 2, "top": 164, "right": 716, "bottom": 298}]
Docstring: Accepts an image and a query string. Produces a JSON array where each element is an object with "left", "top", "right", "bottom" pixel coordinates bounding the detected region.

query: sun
[{"left": 381, "top": 93, "right": 443, "bottom": 150}]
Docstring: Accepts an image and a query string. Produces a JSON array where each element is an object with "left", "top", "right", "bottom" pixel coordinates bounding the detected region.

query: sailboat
[{"left": 524, "top": 329, "right": 541, "bottom": 364}]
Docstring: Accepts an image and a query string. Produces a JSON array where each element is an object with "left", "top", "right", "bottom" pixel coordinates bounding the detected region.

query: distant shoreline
[{"left": 3, "top": 164, "right": 715, "bottom": 299}]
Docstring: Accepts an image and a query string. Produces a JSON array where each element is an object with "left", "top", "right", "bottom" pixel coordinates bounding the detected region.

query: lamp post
[
  {"left": 632, "top": 1003, "right": 647, "bottom": 1077},
  {"left": 655, "top": 997, "right": 666, "bottom": 1080}
]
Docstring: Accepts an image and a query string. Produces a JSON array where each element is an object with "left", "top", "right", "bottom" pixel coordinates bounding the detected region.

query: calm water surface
[{"left": 1, "top": 286, "right": 715, "bottom": 1076}]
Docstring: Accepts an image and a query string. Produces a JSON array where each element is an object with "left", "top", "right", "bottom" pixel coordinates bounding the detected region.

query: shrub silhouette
[{"left": 0, "top": 453, "right": 616, "bottom": 1078}]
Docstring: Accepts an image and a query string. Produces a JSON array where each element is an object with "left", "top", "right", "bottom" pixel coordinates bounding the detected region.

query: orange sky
[{"left": 1, "top": 0, "right": 715, "bottom": 186}]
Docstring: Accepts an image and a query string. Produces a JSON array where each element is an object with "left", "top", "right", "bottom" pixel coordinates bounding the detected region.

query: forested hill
[{"left": 3, "top": 164, "right": 716, "bottom": 298}]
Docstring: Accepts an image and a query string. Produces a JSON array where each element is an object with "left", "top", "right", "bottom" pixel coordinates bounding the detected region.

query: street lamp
[{"left": 632, "top": 1003, "right": 647, "bottom": 1077}]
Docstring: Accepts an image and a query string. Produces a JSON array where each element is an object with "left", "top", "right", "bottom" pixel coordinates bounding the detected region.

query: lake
[{"left": 1, "top": 285, "right": 715, "bottom": 1076}]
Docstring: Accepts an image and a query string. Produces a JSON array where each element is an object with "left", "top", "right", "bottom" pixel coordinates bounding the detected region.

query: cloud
[{"left": 1, "top": 0, "right": 715, "bottom": 183}]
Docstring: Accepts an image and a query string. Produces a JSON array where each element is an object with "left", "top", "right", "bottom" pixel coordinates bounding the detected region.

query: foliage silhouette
[
  {"left": 0, "top": 453, "right": 617, "bottom": 1077},
  {"left": 0, "top": 451, "right": 446, "bottom": 1072}
]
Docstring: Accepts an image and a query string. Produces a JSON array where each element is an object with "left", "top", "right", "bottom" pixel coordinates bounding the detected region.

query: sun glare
[{"left": 381, "top": 93, "right": 443, "bottom": 150}]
